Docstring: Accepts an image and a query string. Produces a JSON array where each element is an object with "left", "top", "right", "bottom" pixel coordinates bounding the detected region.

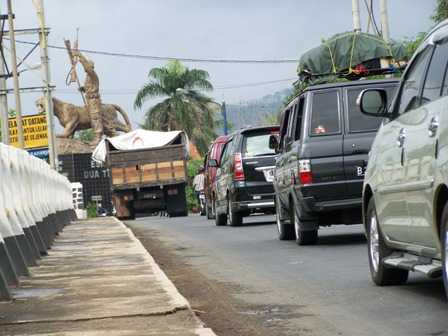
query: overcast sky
[{"left": 7, "top": 0, "right": 437, "bottom": 126}]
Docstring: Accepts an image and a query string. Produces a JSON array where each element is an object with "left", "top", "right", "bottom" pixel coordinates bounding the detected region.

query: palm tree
[{"left": 134, "top": 60, "right": 219, "bottom": 155}]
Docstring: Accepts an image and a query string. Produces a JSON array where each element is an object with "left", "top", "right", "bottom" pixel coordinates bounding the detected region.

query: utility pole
[
  {"left": 352, "top": 0, "right": 362, "bottom": 33},
  {"left": 379, "top": 0, "right": 390, "bottom": 42},
  {"left": 6, "top": 0, "right": 24, "bottom": 148},
  {"left": 0, "top": 51, "right": 9, "bottom": 145},
  {"left": 34, "top": 0, "right": 57, "bottom": 169},
  {"left": 221, "top": 101, "right": 228, "bottom": 136}
]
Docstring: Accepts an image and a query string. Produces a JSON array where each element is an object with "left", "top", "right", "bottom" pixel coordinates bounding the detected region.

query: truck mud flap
[{"left": 166, "top": 184, "right": 188, "bottom": 217}]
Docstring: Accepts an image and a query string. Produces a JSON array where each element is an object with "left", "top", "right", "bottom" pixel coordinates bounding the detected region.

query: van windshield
[{"left": 243, "top": 133, "right": 276, "bottom": 157}]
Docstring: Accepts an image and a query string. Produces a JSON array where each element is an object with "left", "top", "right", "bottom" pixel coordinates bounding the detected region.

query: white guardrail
[{"left": 0, "top": 144, "right": 76, "bottom": 300}]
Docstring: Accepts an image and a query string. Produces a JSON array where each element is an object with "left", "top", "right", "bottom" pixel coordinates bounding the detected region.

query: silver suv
[{"left": 358, "top": 20, "right": 448, "bottom": 297}]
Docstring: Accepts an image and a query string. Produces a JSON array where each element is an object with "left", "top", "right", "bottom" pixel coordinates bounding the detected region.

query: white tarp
[{"left": 92, "top": 129, "right": 188, "bottom": 163}]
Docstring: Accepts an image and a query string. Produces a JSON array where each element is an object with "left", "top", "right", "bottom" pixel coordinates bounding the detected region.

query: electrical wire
[
  {"left": 11, "top": 38, "right": 300, "bottom": 64},
  {"left": 363, "top": 0, "right": 381, "bottom": 36},
  {"left": 54, "top": 77, "right": 297, "bottom": 96}
]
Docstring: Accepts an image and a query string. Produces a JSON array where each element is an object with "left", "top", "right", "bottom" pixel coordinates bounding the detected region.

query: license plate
[
  {"left": 263, "top": 168, "right": 275, "bottom": 182},
  {"left": 356, "top": 166, "right": 367, "bottom": 177}
]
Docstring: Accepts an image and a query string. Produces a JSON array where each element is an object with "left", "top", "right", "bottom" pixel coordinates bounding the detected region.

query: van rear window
[
  {"left": 310, "top": 91, "right": 340, "bottom": 136},
  {"left": 242, "top": 133, "right": 276, "bottom": 157},
  {"left": 347, "top": 86, "right": 397, "bottom": 132}
]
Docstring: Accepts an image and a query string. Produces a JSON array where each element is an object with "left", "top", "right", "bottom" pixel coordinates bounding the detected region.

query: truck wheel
[
  {"left": 215, "top": 200, "right": 227, "bottom": 226},
  {"left": 440, "top": 202, "right": 448, "bottom": 298},
  {"left": 292, "top": 199, "right": 317, "bottom": 245},
  {"left": 206, "top": 201, "right": 215, "bottom": 220},
  {"left": 366, "top": 198, "right": 408, "bottom": 286},
  {"left": 276, "top": 196, "right": 294, "bottom": 240},
  {"left": 228, "top": 197, "right": 243, "bottom": 226}
]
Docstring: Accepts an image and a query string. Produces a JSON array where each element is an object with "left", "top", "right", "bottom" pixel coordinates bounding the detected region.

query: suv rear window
[
  {"left": 347, "top": 86, "right": 397, "bottom": 132},
  {"left": 310, "top": 91, "right": 340, "bottom": 136},
  {"left": 242, "top": 133, "right": 276, "bottom": 157}
]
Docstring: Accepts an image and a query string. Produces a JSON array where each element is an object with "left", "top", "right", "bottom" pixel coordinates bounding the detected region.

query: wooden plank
[
  {"left": 141, "top": 163, "right": 157, "bottom": 183},
  {"left": 170, "top": 161, "right": 175, "bottom": 179},
  {"left": 124, "top": 166, "right": 140, "bottom": 184},
  {"left": 111, "top": 167, "right": 124, "bottom": 185},
  {"left": 173, "top": 160, "right": 185, "bottom": 179},
  {"left": 158, "top": 162, "right": 172, "bottom": 180},
  {"left": 108, "top": 144, "right": 185, "bottom": 167}
]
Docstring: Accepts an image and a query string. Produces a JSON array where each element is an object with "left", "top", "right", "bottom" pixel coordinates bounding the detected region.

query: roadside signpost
[{"left": 8, "top": 113, "right": 49, "bottom": 162}]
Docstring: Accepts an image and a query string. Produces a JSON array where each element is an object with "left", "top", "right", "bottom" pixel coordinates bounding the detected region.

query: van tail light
[
  {"left": 233, "top": 153, "right": 245, "bottom": 181},
  {"left": 298, "top": 159, "right": 312, "bottom": 185}
]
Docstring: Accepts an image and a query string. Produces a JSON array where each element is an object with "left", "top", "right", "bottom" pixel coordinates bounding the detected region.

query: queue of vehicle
[{"left": 202, "top": 20, "right": 448, "bottom": 298}]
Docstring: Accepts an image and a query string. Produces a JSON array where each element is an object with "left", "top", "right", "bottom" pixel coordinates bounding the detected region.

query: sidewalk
[{"left": 0, "top": 217, "right": 216, "bottom": 336}]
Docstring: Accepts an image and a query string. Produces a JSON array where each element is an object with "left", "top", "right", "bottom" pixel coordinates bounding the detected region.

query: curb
[{"left": 113, "top": 217, "right": 218, "bottom": 336}]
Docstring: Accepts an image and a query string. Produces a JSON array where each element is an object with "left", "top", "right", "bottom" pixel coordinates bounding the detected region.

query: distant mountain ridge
[{"left": 225, "top": 88, "right": 292, "bottom": 131}]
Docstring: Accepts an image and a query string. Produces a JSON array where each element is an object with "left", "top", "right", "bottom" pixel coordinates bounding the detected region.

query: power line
[
  {"left": 11, "top": 38, "right": 300, "bottom": 64},
  {"left": 53, "top": 77, "right": 296, "bottom": 96},
  {"left": 216, "top": 77, "right": 296, "bottom": 89}
]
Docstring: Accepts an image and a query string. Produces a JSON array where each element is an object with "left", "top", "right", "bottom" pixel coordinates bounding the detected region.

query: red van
[{"left": 204, "top": 135, "right": 229, "bottom": 219}]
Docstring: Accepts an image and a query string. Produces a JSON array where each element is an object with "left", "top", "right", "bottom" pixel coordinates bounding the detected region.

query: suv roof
[
  {"left": 233, "top": 125, "right": 279, "bottom": 135},
  {"left": 284, "top": 78, "right": 399, "bottom": 110},
  {"left": 303, "top": 78, "right": 399, "bottom": 92},
  {"left": 416, "top": 19, "right": 448, "bottom": 55}
]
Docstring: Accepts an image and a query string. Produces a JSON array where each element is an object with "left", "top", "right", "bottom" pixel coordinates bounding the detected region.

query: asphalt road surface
[{"left": 127, "top": 214, "right": 448, "bottom": 336}]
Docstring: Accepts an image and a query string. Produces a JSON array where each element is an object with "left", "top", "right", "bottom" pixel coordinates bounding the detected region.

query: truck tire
[
  {"left": 166, "top": 184, "right": 188, "bottom": 217},
  {"left": 292, "top": 198, "right": 317, "bottom": 245},
  {"left": 440, "top": 202, "right": 448, "bottom": 298},
  {"left": 228, "top": 197, "right": 243, "bottom": 226},
  {"left": 215, "top": 200, "right": 227, "bottom": 226},
  {"left": 276, "top": 196, "right": 294, "bottom": 240},
  {"left": 206, "top": 200, "right": 215, "bottom": 220},
  {"left": 366, "top": 198, "right": 408, "bottom": 286}
]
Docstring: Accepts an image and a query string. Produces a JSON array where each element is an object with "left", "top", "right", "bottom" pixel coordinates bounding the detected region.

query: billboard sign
[{"left": 9, "top": 114, "right": 48, "bottom": 149}]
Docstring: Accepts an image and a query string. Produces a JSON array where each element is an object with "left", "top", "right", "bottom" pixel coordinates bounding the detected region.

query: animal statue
[{"left": 35, "top": 97, "right": 132, "bottom": 139}]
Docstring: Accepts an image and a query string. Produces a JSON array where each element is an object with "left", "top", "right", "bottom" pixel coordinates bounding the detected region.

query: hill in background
[{"left": 223, "top": 88, "right": 292, "bottom": 132}]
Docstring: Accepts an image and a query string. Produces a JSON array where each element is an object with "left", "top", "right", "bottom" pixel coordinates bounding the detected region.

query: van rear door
[
  {"left": 301, "top": 89, "right": 346, "bottom": 202},
  {"left": 241, "top": 127, "right": 279, "bottom": 197},
  {"left": 342, "top": 84, "right": 398, "bottom": 197}
]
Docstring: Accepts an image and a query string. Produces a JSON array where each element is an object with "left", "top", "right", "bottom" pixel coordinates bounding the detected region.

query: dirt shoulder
[{"left": 131, "top": 226, "right": 285, "bottom": 336}]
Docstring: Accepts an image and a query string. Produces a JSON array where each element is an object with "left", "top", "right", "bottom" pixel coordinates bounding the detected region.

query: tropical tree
[
  {"left": 134, "top": 60, "right": 219, "bottom": 155},
  {"left": 433, "top": 0, "right": 448, "bottom": 23}
]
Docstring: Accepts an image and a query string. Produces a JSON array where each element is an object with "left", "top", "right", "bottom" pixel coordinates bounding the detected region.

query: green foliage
[
  {"left": 402, "top": 33, "right": 426, "bottom": 61},
  {"left": 74, "top": 129, "right": 94, "bottom": 143},
  {"left": 433, "top": 0, "right": 448, "bottom": 23},
  {"left": 86, "top": 202, "right": 97, "bottom": 218},
  {"left": 135, "top": 60, "right": 218, "bottom": 155},
  {"left": 185, "top": 159, "right": 203, "bottom": 211},
  {"left": 8, "top": 108, "right": 16, "bottom": 118},
  {"left": 214, "top": 118, "right": 234, "bottom": 133},
  {"left": 260, "top": 113, "right": 279, "bottom": 126},
  {"left": 226, "top": 89, "right": 291, "bottom": 130}
]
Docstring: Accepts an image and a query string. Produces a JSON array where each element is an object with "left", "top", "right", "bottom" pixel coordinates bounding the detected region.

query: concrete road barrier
[{"left": 0, "top": 144, "right": 75, "bottom": 300}]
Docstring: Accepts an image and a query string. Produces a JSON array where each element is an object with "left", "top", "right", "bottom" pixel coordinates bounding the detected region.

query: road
[{"left": 127, "top": 214, "right": 448, "bottom": 336}]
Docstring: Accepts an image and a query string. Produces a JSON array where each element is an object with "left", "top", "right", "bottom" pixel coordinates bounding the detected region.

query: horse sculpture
[{"left": 36, "top": 97, "right": 132, "bottom": 139}]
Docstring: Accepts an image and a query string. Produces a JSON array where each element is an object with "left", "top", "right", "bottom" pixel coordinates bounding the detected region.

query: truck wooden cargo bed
[{"left": 107, "top": 144, "right": 187, "bottom": 190}]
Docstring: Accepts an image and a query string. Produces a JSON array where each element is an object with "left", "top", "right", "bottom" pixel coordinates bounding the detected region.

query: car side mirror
[
  {"left": 357, "top": 89, "right": 388, "bottom": 117},
  {"left": 269, "top": 134, "right": 279, "bottom": 152},
  {"left": 208, "top": 159, "right": 219, "bottom": 168}
]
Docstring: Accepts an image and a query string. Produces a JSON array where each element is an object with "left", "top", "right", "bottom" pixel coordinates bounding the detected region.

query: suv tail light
[
  {"left": 233, "top": 153, "right": 245, "bottom": 181},
  {"left": 298, "top": 159, "right": 312, "bottom": 184}
]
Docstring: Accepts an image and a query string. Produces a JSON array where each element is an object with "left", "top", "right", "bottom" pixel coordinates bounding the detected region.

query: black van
[
  {"left": 209, "top": 126, "right": 279, "bottom": 226},
  {"left": 272, "top": 79, "right": 398, "bottom": 245}
]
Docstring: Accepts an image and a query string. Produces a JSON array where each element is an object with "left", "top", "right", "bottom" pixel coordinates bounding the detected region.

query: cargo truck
[{"left": 94, "top": 130, "right": 189, "bottom": 219}]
